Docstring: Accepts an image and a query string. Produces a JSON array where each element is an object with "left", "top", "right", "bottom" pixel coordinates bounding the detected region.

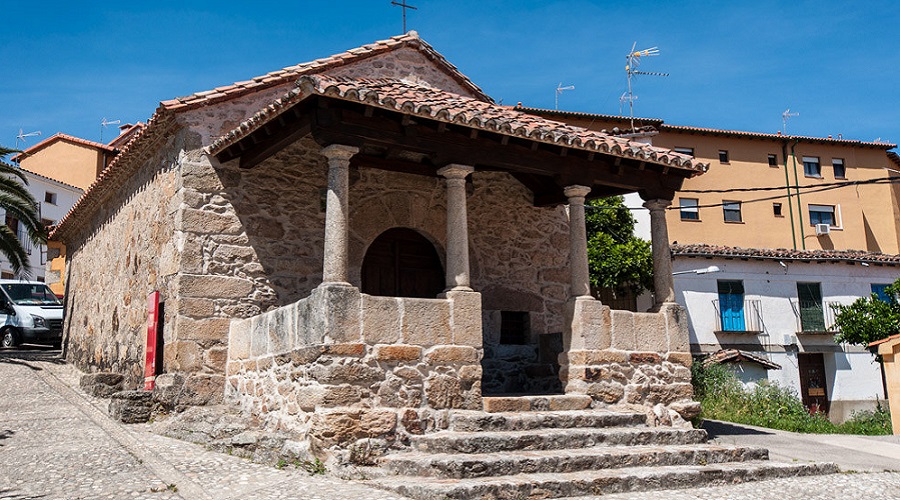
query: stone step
[
  {"left": 449, "top": 409, "right": 646, "bottom": 432},
  {"left": 482, "top": 394, "right": 592, "bottom": 413},
  {"left": 382, "top": 443, "right": 769, "bottom": 479},
  {"left": 409, "top": 426, "right": 708, "bottom": 454},
  {"left": 370, "top": 461, "right": 839, "bottom": 499}
]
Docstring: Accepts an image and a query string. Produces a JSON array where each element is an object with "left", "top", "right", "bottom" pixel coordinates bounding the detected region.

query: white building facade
[
  {"left": 0, "top": 166, "right": 82, "bottom": 281},
  {"left": 673, "top": 244, "right": 894, "bottom": 422}
]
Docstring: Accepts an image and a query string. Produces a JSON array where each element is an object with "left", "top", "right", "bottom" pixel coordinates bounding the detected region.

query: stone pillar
[
  {"left": 321, "top": 144, "right": 359, "bottom": 285},
  {"left": 438, "top": 164, "right": 474, "bottom": 292},
  {"left": 564, "top": 185, "right": 593, "bottom": 300},
  {"left": 644, "top": 198, "right": 676, "bottom": 308}
]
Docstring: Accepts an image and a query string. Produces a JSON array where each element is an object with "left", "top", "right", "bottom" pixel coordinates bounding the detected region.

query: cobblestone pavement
[{"left": 2, "top": 348, "right": 900, "bottom": 499}]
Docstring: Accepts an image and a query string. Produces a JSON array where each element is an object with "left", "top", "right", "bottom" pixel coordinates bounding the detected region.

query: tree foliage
[
  {"left": 831, "top": 278, "right": 900, "bottom": 347},
  {"left": 585, "top": 196, "right": 653, "bottom": 295},
  {"left": 0, "top": 146, "right": 47, "bottom": 277}
]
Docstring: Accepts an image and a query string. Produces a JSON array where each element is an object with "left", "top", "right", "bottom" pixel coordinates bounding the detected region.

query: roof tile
[{"left": 673, "top": 243, "right": 900, "bottom": 265}]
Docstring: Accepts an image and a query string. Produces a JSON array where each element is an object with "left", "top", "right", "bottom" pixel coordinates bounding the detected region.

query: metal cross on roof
[{"left": 391, "top": 0, "right": 417, "bottom": 32}]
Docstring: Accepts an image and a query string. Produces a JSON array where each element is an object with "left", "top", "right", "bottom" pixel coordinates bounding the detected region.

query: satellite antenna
[
  {"left": 100, "top": 118, "right": 121, "bottom": 142},
  {"left": 624, "top": 42, "right": 668, "bottom": 130},
  {"left": 782, "top": 109, "right": 798, "bottom": 134},
  {"left": 618, "top": 91, "right": 636, "bottom": 115},
  {"left": 555, "top": 83, "right": 575, "bottom": 110},
  {"left": 15, "top": 129, "right": 41, "bottom": 151}
]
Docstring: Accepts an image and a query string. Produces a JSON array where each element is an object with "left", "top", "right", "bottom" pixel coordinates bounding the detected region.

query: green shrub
[{"left": 692, "top": 361, "right": 892, "bottom": 435}]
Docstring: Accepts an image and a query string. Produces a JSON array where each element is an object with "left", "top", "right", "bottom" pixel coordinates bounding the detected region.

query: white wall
[
  {"left": 675, "top": 256, "right": 892, "bottom": 408},
  {"left": 622, "top": 192, "right": 651, "bottom": 241},
  {"left": 0, "top": 171, "right": 82, "bottom": 279}
]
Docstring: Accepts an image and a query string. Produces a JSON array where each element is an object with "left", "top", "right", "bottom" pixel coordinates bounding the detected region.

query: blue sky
[{"left": 1, "top": 1, "right": 897, "bottom": 150}]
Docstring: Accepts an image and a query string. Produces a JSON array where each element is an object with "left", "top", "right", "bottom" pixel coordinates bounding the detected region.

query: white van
[{"left": 0, "top": 280, "right": 64, "bottom": 348}]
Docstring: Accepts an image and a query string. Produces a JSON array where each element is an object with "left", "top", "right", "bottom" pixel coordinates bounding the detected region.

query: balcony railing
[
  {"left": 712, "top": 299, "right": 763, "bottom": 333},
  {"left": 17, "top": 227, "right": 31, "bottom": 255},
  {"left": 790, "top": 299, "right": 841, "bottom": 333}
]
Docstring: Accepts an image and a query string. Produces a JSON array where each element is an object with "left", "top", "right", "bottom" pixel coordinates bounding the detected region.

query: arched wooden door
[{"left": 361, "top": 228, "right": 444, "bottom": 298}]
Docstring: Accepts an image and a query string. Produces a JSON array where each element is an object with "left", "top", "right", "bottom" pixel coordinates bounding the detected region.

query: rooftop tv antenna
[
  {"left": 624, "top": 43, "right": 668, "bottom": 130},
  {"left": 14, "top": 129, "right": 41, "bottom": 151},
  {"left": 100, "top": 118, "right": 121, "bottom": 142},
  {"left": 555, "top": 83, "right": 575, "bottom": 110},
  {"left": 391, "top": 0, "right": 417, "bottom": 33},
  {"left": 782, "top": 109, "right": 798, "bottom": 134}
]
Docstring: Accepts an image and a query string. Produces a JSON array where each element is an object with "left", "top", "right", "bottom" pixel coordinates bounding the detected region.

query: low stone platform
[{"left": 367, "top": 398, "right": 838, "bottom": 499}]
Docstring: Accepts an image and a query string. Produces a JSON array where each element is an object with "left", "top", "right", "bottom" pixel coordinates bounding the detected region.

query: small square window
[
  {"left": 44, "top": 192, "right": 57, "bottom": 205},
  {"left": 723, "top": 201, "right": 742, "bottom": 222},
  {"left": 768, "top": 154, "right": 778, "bottom": 167},
  {"left": 773, "top": 203, "right": 783, "bottom": 217},
  {"left": 718, "top": 150, "right": 729, "bottom": 163},
  {"left": 679, "top": 198, "right": 700, "bottom": 220},
  {"left": 674, "top": 147, "right": 694, "bottom": 157},
  {"left": 833, "top": 159, "right": 846, "bottom": 179},
  {"left": 0, "top": 272, "right": 12, "bottom": 279},
  {"left": 809, "top": 204, "right": 836, "bottom": 226},
  {"left": 803, "top": 156, "right": 821, "bottom": 177}
]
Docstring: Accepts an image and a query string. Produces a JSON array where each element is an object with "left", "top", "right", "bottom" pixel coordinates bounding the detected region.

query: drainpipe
[
  {"left": 782, "top": 141, "right": 798, "bottom": 250},
  {"left": 789, "top": 140, "right": 806, "bottom": 249}
]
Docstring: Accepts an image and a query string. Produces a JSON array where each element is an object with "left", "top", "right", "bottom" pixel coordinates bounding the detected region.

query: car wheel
[{"left": 1, "top": 329, "right": 18, "bottom": 348}]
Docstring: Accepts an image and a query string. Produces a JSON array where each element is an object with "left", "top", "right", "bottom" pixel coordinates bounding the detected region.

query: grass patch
[{"left": 692, "top": 362, "right": 892, "bottom": 435}]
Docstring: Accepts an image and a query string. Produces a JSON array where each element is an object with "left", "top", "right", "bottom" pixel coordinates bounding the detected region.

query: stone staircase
[{"left": 368, "top": 396, "right": 837, "bottom": 499}]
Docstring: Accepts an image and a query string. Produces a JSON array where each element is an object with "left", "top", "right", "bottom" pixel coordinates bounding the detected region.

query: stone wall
[
  {"left": 225, "top": 286, "right": 482, "bottom": 454},
  {"left": 65, "top": 131, "right": 183, "bottom": 388}
]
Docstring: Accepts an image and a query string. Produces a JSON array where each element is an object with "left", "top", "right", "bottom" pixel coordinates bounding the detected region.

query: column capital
[
  {"left": 642, "top": 198, "right": 672, "bottom": 211},
  {"left": 438, "top": 164, "right": 474, "bottom": 180},
  {"left": 321, "top": 144, "right": 359, "bottom": 162},
  {"left": 563, "top": 185, "right": 591, "bottom": 200}
]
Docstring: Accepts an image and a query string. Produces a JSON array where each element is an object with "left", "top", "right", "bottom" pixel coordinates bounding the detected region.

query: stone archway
[{"left": 361, "top": 227, "right": 444, "bottom": 298}]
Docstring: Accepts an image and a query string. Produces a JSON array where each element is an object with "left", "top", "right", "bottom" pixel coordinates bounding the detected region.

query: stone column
[
  {"left": 564, "top": 185, "right": 593, "bottom": 300},
  {"left": 321, "top": 144, "right": 359, "bottom": 286},
  {"left": 643, "top": 198, "right": 676, "bottom": 308},
  {"left": 437, "top": 164, "right": 474, "bottom": 292}
]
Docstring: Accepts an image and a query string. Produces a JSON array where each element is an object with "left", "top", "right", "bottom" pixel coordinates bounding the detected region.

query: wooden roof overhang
[{"left": 212, "top": 85, "right": 704, "bottom": 206}]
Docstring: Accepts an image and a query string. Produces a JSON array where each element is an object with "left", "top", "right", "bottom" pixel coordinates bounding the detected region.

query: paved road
[{"left": 1, "top": 348, "right": 900, "bottom": 499}]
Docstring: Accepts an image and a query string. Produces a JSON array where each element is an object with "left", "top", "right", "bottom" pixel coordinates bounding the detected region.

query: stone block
[
  {"left": 445, "top": 290, "right": 482, "bottom": 347},
  {"left": 177, "top": 316, "right": 231, "bottom": 343},
  {"left": 375, "top": 344, "right": 422, "bottom": 362},
  {"left": 587, "top": 382, "right": 626, "bottom": 404},
  {"left": 291, "top": 345, "right": 324, "bottom": 365},
  {"left": 321, "top": 384, "right": 365, "bottom": 407},
  {"left": 173, "top": 340, "right": 202, "bottom": 372},
  {"left": 250, "top": 314, "right": 269, "bottom": 357},
  {"left": 310, "top": 362, "right": 384, "bottom": 385},
  {"left": 634, "top": 312, "right": 667, "bottom": 353},
  {"left": 457, "top": 364, "right": 482, "bottom": 382},
  {"left": 666, "top": 352, "right": 694, "bottom": 368},
  {"left": 425, "top": 346, "right": 478, "bottom": 364},
  {"left": 360, "top": 410, "right": 398, "bottom": 437},
  {"left": 179, "top": 274, "right": 254, "bottom": 299},
  {"left": 228, "top": 319, "right": 251, "bottom": 360},
  {"left": 178, "top": 298, "right": 216, "bottom": 318},
  {"left": 610, "top": 310, "right": 636, "bottom": 351},
  {"left": 483, "top": 397, "right": 531, "bottom": 413},
  {"left": 178, "top": 374, "right": 225, "bottom": 406},
  {"left": 565, "top": 298, "right": 611, "bottom": 351},
  {"left": 181, "top": 157, "right": 224, "bottom": 192},
  {"left": 662, "top": 303, "right": 691, "bottom": 352},
  {"left": 268, "top": 305, "right": 293, "bottom": 353},
  {"left": 108, "top": 390, "right": 153, "bottom": 424},
  {"left": 402, "top": 298, "right": 451, "bottom": 346},
  {"left": 316, "top": 285, "right": 361, "bottom": 343},
  {"left": 629, "top": 352, "right": 662, "bottom": 364},
  {"left": 225, "top": 360, "right": 242, "bottom": 376},
  {"left": 547, "top": 394, "right": 593, "bottom": 411},
  {"left": 179, "top": 208, "right": 243, "bottom": 235},
  {"left": 425, "top": 374, "right": 465, "bottom": 409},
  {"left": 80, "top": 373, "right": 124, "bottom": 398},
  {"left": 204, "top": 347, "right": 228, "bottom": 372},
  {"left": 294, "top": 296, "right": 326, "bottom": 346},
  {"left": 324, "top": 343, "right": 366, "bottom": 356},
  {"left": 564, "top": 349, "right": 628, "bottom": 366},
  {"left": 296, "top": 386, "right": 326, "bottom": 411},
  {"left": 361, "top": 295, "right": 401, "bottom": 344}
]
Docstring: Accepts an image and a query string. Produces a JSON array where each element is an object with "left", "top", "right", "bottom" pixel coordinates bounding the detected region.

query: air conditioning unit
[{"left": 815, "top": 223, "right": 831, "bottom": 236}]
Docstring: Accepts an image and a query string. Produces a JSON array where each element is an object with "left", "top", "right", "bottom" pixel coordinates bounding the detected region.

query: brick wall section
[{"left": 64, "top": 131, "right": 184, "bottom": 388}]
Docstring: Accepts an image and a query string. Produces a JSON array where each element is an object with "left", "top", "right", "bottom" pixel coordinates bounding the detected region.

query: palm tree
[{"left": 0, "top": 146, "right": 47, "bottom": 278}]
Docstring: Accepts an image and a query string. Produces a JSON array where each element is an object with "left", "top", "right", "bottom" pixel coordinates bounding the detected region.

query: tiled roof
[
  {"left": 672, "top": 243, "right": 900, "bottom": 265},
  {"left": 208, "top": 75, "right": 707, "bottom": 174},
  {"left": 702, "top": 349, "right": 781, "bottom": 370},
  {"left": 888, "top": 152, "right": 900, "bottom": 169},
  {"left": 18, "top": 167, "right": 84, "bottom": 193},
  {"left": 160, "top": 31, "right": 490, "bottom": 111},
  {"left": 11, "top": 133, "right": 116, "bottom": 162},
  {"left": 515, "top": 106, "right": 896, "bottom": 149},
  {"left": 869, "top": 333, "right": 900, "bottom": 348},
  {"left": 107, "top": 122, "right": 145, "bottom": 149},
  {"left": 659, "top": 124, "right": 896, "bottom": 149}
]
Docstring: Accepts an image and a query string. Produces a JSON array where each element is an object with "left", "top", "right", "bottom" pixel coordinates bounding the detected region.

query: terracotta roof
[
  {"left": 869, "top": 333, "right": 900, "bottom": 349},
  {"left": 208, "top": 75, "right": 707, "bottom": 174},
  {"left": 107, "top": 122, "right": 145, "bottom": 149},
  {"left": 702, "top": 349, "right": 781, "bottom": 370},
  {"left": 160, "top": 31, "right": 490, "bottom": 111},
  {"left": 672, "top": 243, "right": 900, "bottom": 265},
  {"left": 888, "top": 152, "right": 900, "bottom": 169},
  {"left": 515, "top": 106, "right": 896, "bottom": 149},
  {"left": 11, "top": 133, "right": 116, "bottom": 162}
]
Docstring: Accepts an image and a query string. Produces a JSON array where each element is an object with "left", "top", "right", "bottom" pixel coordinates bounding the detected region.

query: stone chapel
[{"left": 52, "top": 32, "right": 709, "bottom": 453}]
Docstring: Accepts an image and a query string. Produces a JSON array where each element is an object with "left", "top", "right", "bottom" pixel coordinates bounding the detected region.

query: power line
[{"left": 679, "top": 176, "right": 900, "bottom": 194}]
